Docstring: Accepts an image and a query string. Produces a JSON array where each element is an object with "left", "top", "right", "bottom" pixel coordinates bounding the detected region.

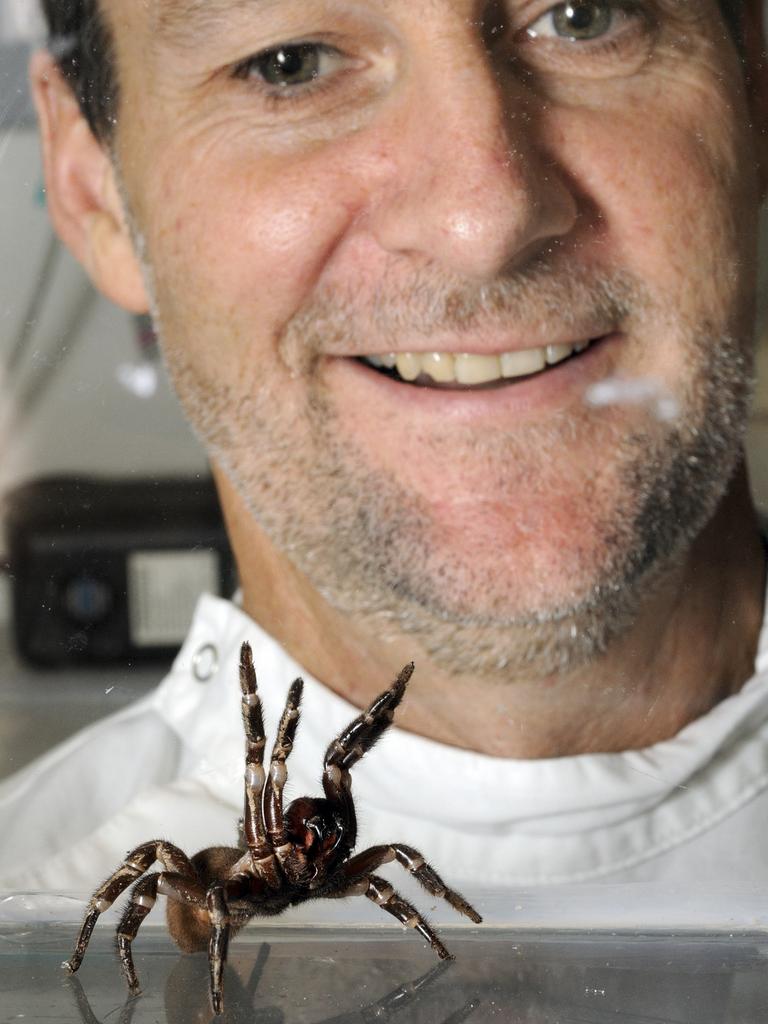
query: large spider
[{"left": 64, "top": 643, "right": 482, "bottom": 1014}]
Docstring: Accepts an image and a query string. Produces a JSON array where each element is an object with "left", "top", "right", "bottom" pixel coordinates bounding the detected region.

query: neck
[{"left": 215, "top": 464, "right": 766, "bottom": 758}]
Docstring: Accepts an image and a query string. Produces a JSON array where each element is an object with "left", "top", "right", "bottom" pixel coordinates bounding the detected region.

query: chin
[{"left": 359, "top": 537, "right": 661, "bottom": 679}]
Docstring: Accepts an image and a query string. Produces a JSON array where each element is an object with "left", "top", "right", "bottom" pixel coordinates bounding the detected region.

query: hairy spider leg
[
  {"left": 322, "top": 663, "right": 414, "bottom": 855},
  {"left": 341, "top": 843, "right": 482, "bottom": 924},
  {"left": 64, "top": 840, "right": 196, "bottom": 974},
  {"left": 117, "top": 871, "right": 206, "bottom": 992},
  {"left": 346, "top": 873, "right": 452, "bottom": 960},
  {"left": 263, "top": 676, "right": 304, "bottom": 877},
  {"left": 238, "top": 642, "right": 281, "bottom": 888},
  {"left": 206, "top": 874, "right": 253, "bottom": 1014}
]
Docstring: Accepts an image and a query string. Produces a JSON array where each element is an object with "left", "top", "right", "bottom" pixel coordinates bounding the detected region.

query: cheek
[
  {"left": 142, "top": 145, "right": 368, "bottom": 359},
  {"left": 552, "top": 97, "right": 758, "bottom": 385},
  {"left": 559, "top": 100, "right": 755, "bottom": 300}
]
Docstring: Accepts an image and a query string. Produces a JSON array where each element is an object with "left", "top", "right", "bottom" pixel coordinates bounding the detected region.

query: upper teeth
[{"left": 365, "top": 342, "right": 590, "bottom": 385}]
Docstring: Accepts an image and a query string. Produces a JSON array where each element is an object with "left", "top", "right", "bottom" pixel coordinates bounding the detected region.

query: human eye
[
  {"left": 527, "top": 1, "right": 640, "bottom": 41},
  {"left": 233, "top": 41, "right": 354, "bottom": 103},
  {"left": 517, "top": 0, "right": 654, "bottom": 76}
]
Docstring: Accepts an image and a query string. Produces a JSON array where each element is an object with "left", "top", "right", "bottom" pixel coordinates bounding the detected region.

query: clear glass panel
[
  {"left": 2, "top": 923, "right": 768, "bottom": 1023},
  {"left": 4, "top": 5, "right": 768, "bottom": 1023}
]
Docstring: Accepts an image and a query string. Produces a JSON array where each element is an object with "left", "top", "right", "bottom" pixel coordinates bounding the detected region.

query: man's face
[{"left": 107, "top": 0, "right": 760, "bottom": 674}]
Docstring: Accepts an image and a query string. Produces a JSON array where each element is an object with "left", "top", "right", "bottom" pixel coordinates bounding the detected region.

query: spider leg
[
  {"left": 322, "top": 664, "right": 414, "bottom": 853},
  {"left": 206, "top": 875, "right": 252, "bottom": 1015},
  {"left": 342, "top": 844, "right": 482, "bottom": 923},
  {"left": 325, "top": 663, "right": 413, "bottom": 774},
  {"left": 64, "top": 840, "right": 196, "bottom": 974},
  {"left": 239, "top": 643, "right": 283, "bottom": 888},
  {"left": 346, "top": 873, "right": 453, "bottom": 960},
  {"left": 116, "top": 873, "right": 161, "bottom": 992},
  {"left": 118, "top": 870, "right": 207, "bottom": 994},
  {"left": 262, "top": 675, "right": 304, "bottom": 875}
]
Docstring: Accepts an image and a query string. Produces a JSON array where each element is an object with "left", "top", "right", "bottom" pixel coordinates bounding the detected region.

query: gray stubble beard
[
  {"left": 298, "top": 342, "right": 751, "bottom": 679},
  {"left": 150, "top": 254, "right": 755, "bottom": 680}
]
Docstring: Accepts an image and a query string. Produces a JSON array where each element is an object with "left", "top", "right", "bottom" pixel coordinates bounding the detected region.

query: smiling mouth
[{"left": 358, "top": 337, "right": 607, "bottom": 389}]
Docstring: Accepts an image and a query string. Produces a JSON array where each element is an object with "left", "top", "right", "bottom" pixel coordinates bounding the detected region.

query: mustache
[{"left": 279, "top": 256, "right": 648, "bottom": 366}]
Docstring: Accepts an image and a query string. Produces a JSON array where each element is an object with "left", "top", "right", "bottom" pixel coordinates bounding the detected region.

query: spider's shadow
[
  {"left": 315, "top": 959, "right": 481, "bottom": 1023},
  {"left": 64, "top": 943, "right": 280, "bottom": 1024},
  {"left": 65, "top": 948, "right": 480, "bottom": 1024},
  {"left": 167, "top": 950, "right": 480, "bottom": 1024},
  {"left": 64, "top": 975, "right": 139, "bottom": 1024},
  {"left": 165, "top": 943, "right": 282, "bottom": 1023}
]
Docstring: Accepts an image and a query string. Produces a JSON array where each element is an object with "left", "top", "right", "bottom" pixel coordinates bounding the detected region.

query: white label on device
[{"left": 128, "top": 549, "right": 220, "bottom": 647}]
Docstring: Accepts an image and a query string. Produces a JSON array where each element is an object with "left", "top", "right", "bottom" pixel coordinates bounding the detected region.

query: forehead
[
  {"left": 102, "top": 0, "right": 487, "bottom": 63},
  {"left": 153, "top": 0, "right": 277, "bottom": 23},
  {"left": 114, "top": 0, "right": 281, "bottom": 35},
  {"left": 102, "top": 0, "right": 318, "bottom": 62},
  {"left": 109, "top": 0, "right": 496, "bottom": 36}
]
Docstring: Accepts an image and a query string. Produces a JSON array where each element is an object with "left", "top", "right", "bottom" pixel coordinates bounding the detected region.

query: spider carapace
[{"left": 64, "top": 643, "right": 482, "bottom": 1013}]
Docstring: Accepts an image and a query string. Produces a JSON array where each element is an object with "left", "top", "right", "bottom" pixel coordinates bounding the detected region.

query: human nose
[{"left": 368, "top": 45, "right": 578, "bottom": 280}]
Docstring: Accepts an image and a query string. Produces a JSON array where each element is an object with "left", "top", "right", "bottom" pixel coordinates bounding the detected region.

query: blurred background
[
  {"left": 1, "top": 3, "right": 768, "bottom": 779},
  {"left": 0, "top": 3, "right": 234, "bottom": 778}
]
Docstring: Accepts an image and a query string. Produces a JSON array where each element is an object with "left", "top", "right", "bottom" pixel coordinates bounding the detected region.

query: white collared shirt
[{"left": 3, "top": 592, "right": 768, "bottom": 910}]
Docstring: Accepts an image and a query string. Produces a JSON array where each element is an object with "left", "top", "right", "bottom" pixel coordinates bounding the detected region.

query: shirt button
[{"left": 192, "top": 643, "right": 218, "bottom": 683}]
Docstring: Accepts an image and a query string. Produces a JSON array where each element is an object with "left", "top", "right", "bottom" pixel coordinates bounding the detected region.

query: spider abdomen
[
  {"left": 166, "top": 899, "right": 211, "bottom": 953},
  {"left": 165, "top": 846, "right": 244, "bottom": 953}
]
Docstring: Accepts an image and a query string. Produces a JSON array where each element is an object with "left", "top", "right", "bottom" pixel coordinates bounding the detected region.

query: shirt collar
[{"left": 151, "top": 587, "right": 768, "bottom": 836}]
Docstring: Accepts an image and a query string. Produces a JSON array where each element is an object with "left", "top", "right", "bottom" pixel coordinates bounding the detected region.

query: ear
[
  {"left": 29, "top": 50, "right": 149, "bottom": 313},
  {"left": 741, "top": 0, "right": 768, "bottom": 198}
]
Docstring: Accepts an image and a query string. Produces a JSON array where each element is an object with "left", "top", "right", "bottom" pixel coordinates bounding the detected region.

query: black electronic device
[{"left": 4, "top": 476, "right": 236, "bottom": 666}]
